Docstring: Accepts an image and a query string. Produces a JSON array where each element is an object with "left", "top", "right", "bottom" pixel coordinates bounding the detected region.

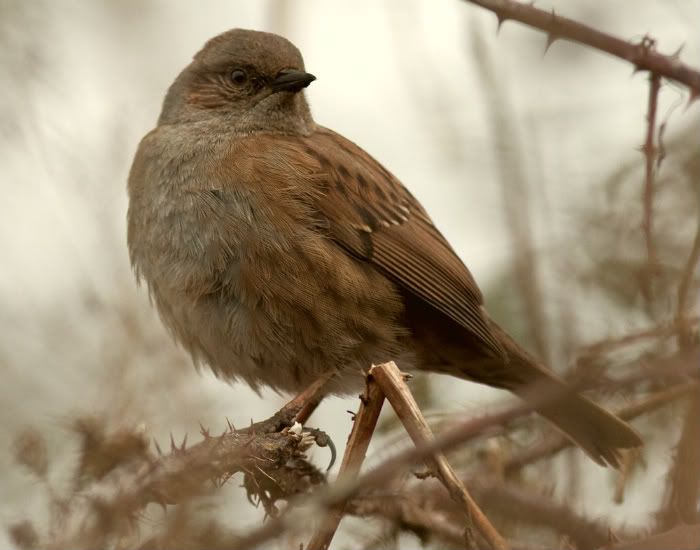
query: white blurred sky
[{"left": 1, "top": 1, "right": 699, "bottom": 546}]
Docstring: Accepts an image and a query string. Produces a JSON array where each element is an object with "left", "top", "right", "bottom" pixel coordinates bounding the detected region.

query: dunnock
[{"left": 127, "top": 29, "right": 641, "bottom": 466}]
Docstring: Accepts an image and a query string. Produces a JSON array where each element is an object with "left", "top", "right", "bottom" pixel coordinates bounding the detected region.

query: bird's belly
[{"left": 153, "top": 236, "right": 408, "bottom": 395}]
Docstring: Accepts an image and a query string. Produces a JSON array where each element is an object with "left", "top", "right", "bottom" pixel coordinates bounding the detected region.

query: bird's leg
[
  {"left": 282, "top": 371, "right": 338, "bottom": 469},
  {"left": 284, "top": 369, "right": 336, "bottom": 423},
  {"left": 294, "top": 395, "right": 323, "bottom": 425},
  {"left": 245, "top": 371, "right": 337, "bottom": 468},
  {"left": 293, "top": 396, "right": 339, "bottom": 468},
  {"left": 245, "top": 372, "right": 333, "bottom": 435}
]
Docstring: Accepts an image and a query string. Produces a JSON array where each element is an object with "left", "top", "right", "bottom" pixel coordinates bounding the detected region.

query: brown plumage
[{"left": 127, "top": 29, "right": 642, "bottom": 467}]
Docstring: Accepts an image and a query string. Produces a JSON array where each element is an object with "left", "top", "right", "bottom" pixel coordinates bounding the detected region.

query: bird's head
[{"left": 159, "top": 28, "right": 315, "bottom": 134}]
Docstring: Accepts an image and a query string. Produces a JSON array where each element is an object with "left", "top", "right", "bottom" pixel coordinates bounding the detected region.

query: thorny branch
[
  {"left": 463, "top": 0, "right": 700, "bottom": 95},
  {"left": 48, "top": 425, "right": 323, "bottom": 549}
]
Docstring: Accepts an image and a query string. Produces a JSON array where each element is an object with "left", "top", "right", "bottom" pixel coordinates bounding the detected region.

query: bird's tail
[
  {"left": 514, "top": 371, "right": 641, "bottom": 467},
  {"left": 487, "top": 323, "right": 643, "bottom": 467}
]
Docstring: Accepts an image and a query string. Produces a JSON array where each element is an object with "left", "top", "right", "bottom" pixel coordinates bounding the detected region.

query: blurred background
[{"left": 1, "top": 1, "right": 698, "bottom": 548}]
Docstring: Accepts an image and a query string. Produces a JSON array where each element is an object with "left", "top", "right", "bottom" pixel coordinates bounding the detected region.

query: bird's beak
[{"left": 271, "top": 69, "right": 316, "bottom": 93}]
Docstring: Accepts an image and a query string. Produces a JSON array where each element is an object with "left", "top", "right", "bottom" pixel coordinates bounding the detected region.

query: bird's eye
[{"left": 230, "top": 69, "right": 248, "bottom": 85}]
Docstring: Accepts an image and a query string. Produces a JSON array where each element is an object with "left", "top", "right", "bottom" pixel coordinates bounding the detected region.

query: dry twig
[
  {"left": 676, "top": 217, "right": 700, "bottom": 347},
  {"left": 656, "top": 393, "right": 700, "bottom": 528},
  {"left": 347, "top": 492, "right": 467, "bottom": 548},
  {"left": 371, "top": 362, "right": 508, "bottom": 550},
  {"left": 641, "top": 73, "right": 662, "bottom": 305},
  {"left": 577, "top": 317, "right": 698, "bottom": 358},
  {"left": 306, "top": 375, "right": 386, "bottom": 550}
]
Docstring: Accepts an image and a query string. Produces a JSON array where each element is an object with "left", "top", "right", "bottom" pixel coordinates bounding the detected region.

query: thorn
[
  {"left": 169, "top": 433, "right": 176, "bottom": 452},
  {"left": 544, "top": 33, "right": 559, "bottom": 54},
  {"left": 180, "top": 433, "right": 188, "bottom": 451},
  {"left": 640, "top": 35, "right": 656, "bottom": 52},
  {"left": 153, "top": 438, "right": 163, "bottom": 456},
  {"left": 670, "top": 42, "right": 685, "bottom": 60},
  {"left": 495, "top": 14, "right": 508, "bottom": 33},
  {"left": 638, "top": 143, "right": 654, "bottom": 156},
  {"left": 199, "top": 422, "right": 210, "bottom": 438},
  {"left": 658, "top": 120, "right": 668, "bottom": 139},
  {"left": 685, "top": 89, "right": 700, "bottom": 110},
  {"left": 226, "top": 417, "right": 236, "bottom": 433}
]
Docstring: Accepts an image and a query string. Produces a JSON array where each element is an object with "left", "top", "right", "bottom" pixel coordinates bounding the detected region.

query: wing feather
[{"left": 260, "top": 126, "right": 506, "bottom": 359}]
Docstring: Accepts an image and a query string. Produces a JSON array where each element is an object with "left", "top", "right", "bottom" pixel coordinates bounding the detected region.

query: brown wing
[{"left": 294, "top": 126, "right": 506, "bottom": 359}]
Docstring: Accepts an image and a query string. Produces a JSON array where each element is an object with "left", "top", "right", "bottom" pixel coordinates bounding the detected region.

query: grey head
[{"left": 158, "top": 29, "right": 316, "bottom": 135}]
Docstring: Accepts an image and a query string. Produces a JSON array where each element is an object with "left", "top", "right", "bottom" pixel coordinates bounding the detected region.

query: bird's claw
[{"left": 301, "top": 427, "right": 337, "bottom": 471}]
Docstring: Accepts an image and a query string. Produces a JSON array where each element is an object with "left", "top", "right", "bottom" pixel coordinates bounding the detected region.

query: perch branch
[
  {"left": 49, "top": 428, "right": 320, "bottom": 550},
  {"left": 46, "top": 380, "right": 342, "bottom": 550}
]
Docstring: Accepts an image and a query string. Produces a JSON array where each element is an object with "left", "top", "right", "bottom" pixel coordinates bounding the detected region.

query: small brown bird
[{"left": 127, "top": 29, "right": 641, "bottom": 466}]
